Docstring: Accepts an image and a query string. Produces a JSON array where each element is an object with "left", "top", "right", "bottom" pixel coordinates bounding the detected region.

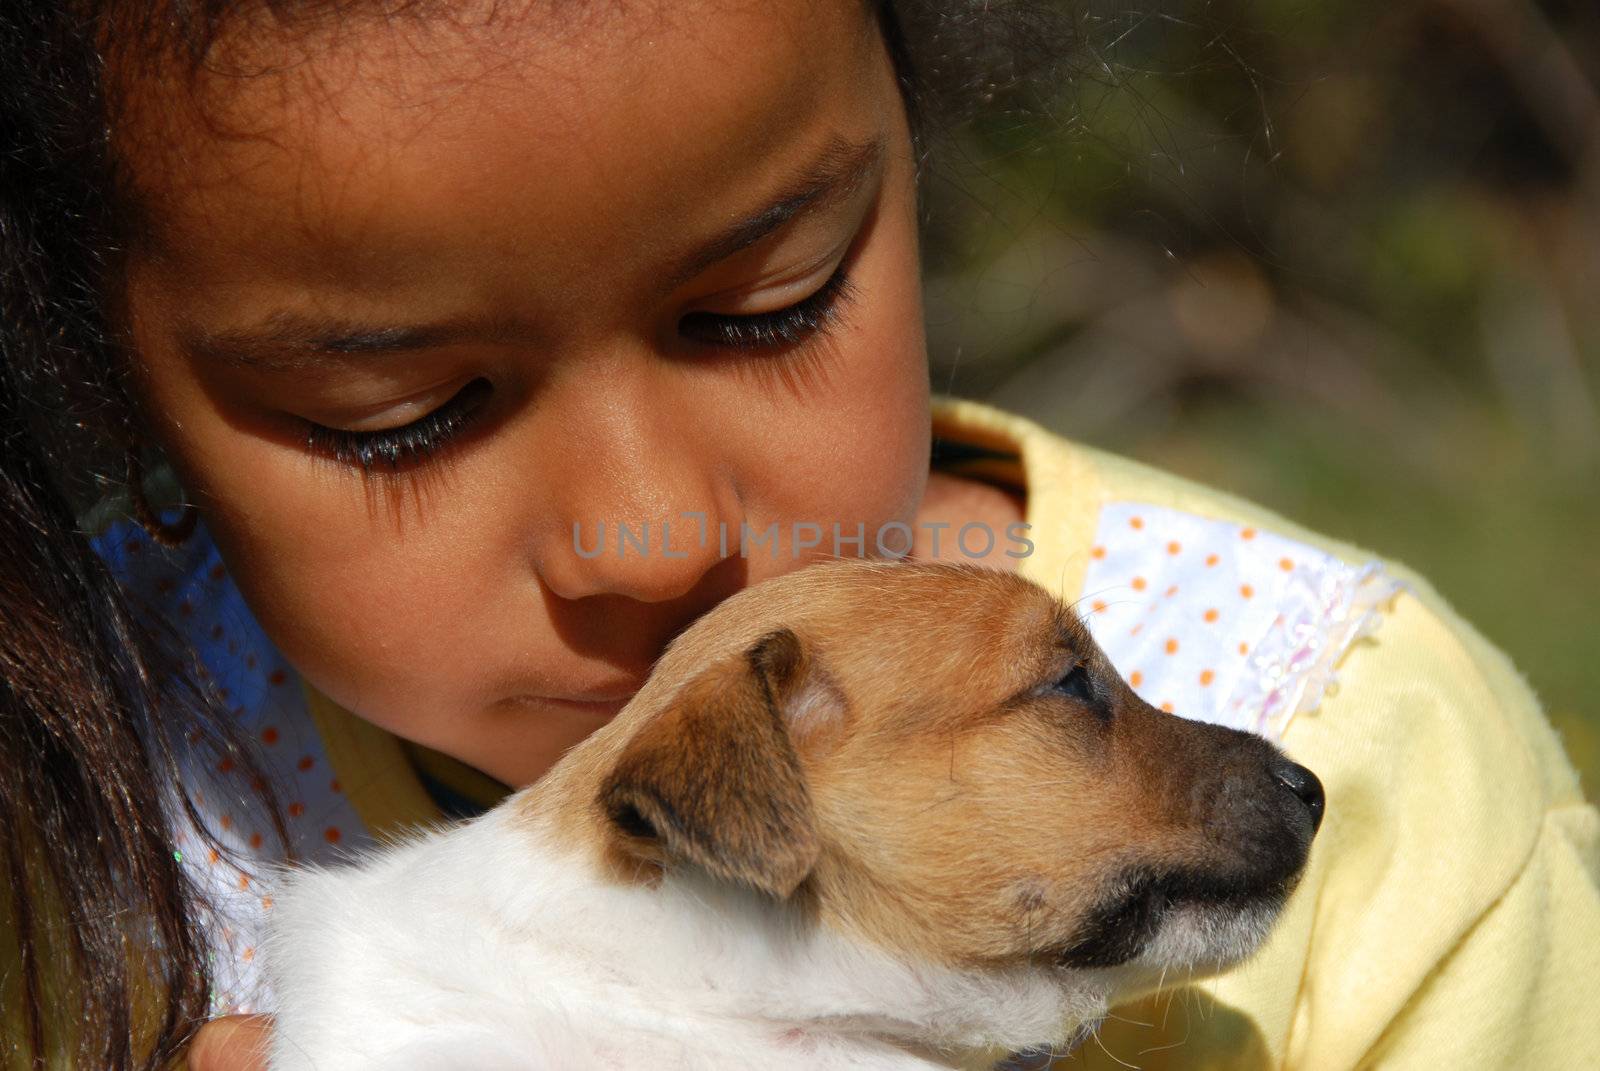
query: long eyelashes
[
  {"left": 302, "top": 270, "right": 857, "bottom": 471},
  {"left": 678, "top": 264, "right": 856, "bottom": 349},
  {"left": 305, "top": 377, "right": 492, "bottom": 470}
]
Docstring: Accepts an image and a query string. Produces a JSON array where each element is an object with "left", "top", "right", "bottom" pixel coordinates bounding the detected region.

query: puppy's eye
[{"left": 1051, "top": 664, "right": 1094, "bottom": 702}]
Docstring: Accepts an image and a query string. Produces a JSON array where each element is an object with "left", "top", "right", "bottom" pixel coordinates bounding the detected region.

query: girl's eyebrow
[
  {"left": 181, "top": 316, "right": 511, "bottom": 373},
  {"left": 660, "top": 134, "right": 883, "bottom": 289},
  {"left": 178, "top": 134, "right": 885, "bottom": 374}
]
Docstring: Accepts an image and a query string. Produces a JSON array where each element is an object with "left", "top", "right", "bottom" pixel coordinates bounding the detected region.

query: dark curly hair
[{"left": 0, "top": 2, "right": 1076, "bottom": 1066}]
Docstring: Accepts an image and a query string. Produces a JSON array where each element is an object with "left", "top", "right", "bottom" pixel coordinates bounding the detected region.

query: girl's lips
[
  {"left": 556, "top": 680, "right": 648, "bottom": 706},
  {"left": 496, "top": 692, "right": 637, "bottom": 715},
  {"left": 549, "top": 697, "right": 629, "bottom": 719}
]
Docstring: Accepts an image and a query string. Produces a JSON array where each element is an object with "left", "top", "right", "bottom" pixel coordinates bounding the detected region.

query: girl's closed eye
[
  {"left": 302, "top": 264, "right": 859, "bottom": 471},
  {"left": 679, "top": 260, "right": 857, "bottom": 350},
  {"left": 304, "top": 376, "right": 494, "bottom": 470}
]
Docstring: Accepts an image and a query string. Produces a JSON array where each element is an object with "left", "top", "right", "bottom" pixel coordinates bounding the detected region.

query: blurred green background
[{"left": 919, "top": 0, "right": 1600, "bottom": 792}]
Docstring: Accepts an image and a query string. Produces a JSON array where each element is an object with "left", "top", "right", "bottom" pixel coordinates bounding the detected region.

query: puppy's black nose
[{"left": 1272, "top": 760, "right": 1325, "bottom": 834}]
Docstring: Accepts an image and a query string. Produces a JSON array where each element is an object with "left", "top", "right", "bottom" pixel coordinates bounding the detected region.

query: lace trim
[{"left": 1235, "top": 560, "right": 1406, "bottom": 737}]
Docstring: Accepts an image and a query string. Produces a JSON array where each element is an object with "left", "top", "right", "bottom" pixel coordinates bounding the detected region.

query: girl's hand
[{"left": 185, "top": 1014, "right": 273, "bottom": 1071}]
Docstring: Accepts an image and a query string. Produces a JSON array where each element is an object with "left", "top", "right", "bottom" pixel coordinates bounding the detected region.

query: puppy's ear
[{"left": 597, "top": 629, "right": 821, "bottom": 899}]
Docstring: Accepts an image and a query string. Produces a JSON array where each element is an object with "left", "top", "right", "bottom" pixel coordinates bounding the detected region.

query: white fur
[
  {"left": 1137, "top": 901, "right": 1280, "bottom": 975},
  {"left": 264, "top": 806, "right": 1117, "bottom": 1070}
]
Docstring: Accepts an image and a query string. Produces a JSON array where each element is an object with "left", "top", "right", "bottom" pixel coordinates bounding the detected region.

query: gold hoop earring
[{"left": 125, "top": 438, "right": 198, "bottom": 548}]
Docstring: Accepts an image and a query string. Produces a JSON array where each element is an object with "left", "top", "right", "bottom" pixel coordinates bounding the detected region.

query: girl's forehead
[{"left": 118, "top": 0, "right": 886, "bottom": 285}]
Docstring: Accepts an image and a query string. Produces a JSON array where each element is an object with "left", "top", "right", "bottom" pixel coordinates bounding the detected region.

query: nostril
[{"left": 1272, "top": 760, "right": 1326, "bottom": 834}]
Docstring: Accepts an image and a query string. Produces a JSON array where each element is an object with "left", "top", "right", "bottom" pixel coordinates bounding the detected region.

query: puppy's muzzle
[{"left": 1056, "top": 706, "right": 1326, "bottom": 971}]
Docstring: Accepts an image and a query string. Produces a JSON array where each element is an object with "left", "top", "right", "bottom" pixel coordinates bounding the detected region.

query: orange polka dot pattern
[
  {"left": 93, "top": 515, "right": 371, "bottom": 1017},
  {"left": 1079, "top": 502, "right": 1399, "bottom": 740}
]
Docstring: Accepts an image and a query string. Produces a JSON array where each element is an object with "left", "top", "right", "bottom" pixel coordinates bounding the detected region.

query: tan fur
[{"left": 522, "top": 560, "right": 1312, "bottom": 973}]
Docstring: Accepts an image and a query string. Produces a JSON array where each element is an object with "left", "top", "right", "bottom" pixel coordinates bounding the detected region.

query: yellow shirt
[{"left": 319, "top": 398, "right": 1600, "bottom": 1068}]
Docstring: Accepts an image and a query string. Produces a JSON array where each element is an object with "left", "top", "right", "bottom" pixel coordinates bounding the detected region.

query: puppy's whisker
[
  {"left": 1137, "top": 1032, "right": 1191, "bottom": 1057},
  {"left": 1090, "top": 1022, "right": 1141, "bottom": 1070},
  {"left": 1173, "top": 978, "right": 1196, "bottom": 1050},
  {"left": 1157, "top": 978, "right": 1178, "bottom": 1033},
  {"left": 1086, "top": 597, "right": 1142, "bottom": 615},
  {"left": 1068, "top": 583, "right": 1125, "bottom": 610}
]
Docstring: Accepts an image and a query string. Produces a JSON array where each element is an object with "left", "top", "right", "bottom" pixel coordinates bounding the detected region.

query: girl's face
[{"left": 120, "top": 2, "right": 932, "bottom": 786}]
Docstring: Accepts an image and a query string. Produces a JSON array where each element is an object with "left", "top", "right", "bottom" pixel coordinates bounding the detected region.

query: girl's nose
[
  {"left": 531, "top": 393, "right": 741, "bottom": 605},
  {"left": 548, "top": 509, "right": 738, "bottom": 603}
]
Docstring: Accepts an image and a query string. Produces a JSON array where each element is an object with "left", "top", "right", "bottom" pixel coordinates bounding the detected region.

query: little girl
[{"left": 2, "top": 3, "right": 1595, "bottom": 1070}]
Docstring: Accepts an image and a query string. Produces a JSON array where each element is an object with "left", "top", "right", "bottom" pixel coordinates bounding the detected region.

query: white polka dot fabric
[
  {"left": 1079, "top": 502, "right": 1404, "bottom": 740},
  {"left": 94, "top": 517, "right": 372, "bottom": 1015}
]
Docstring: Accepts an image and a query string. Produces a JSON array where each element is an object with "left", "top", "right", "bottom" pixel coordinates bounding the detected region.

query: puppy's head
[{"left": 587, "top": 560, "right": 1322, "bottom": 986}]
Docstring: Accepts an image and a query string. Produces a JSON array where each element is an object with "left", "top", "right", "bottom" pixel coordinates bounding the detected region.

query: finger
[{"left": 186, "top": 1013, "right": 274, "bottom": 1071}]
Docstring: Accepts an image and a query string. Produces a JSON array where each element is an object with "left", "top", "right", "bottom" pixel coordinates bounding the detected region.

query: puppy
[{"left": 265, "top": 561, "right": 1324, "bottom": 1070}]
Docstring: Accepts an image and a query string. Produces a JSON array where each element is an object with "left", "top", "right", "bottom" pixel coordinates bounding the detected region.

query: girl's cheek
[
  {"left": 819, "top": 165, "right": 931, "bottom": 530},
  {"left": 135, "top": 379, "right": 505, "bottom": 704}
]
